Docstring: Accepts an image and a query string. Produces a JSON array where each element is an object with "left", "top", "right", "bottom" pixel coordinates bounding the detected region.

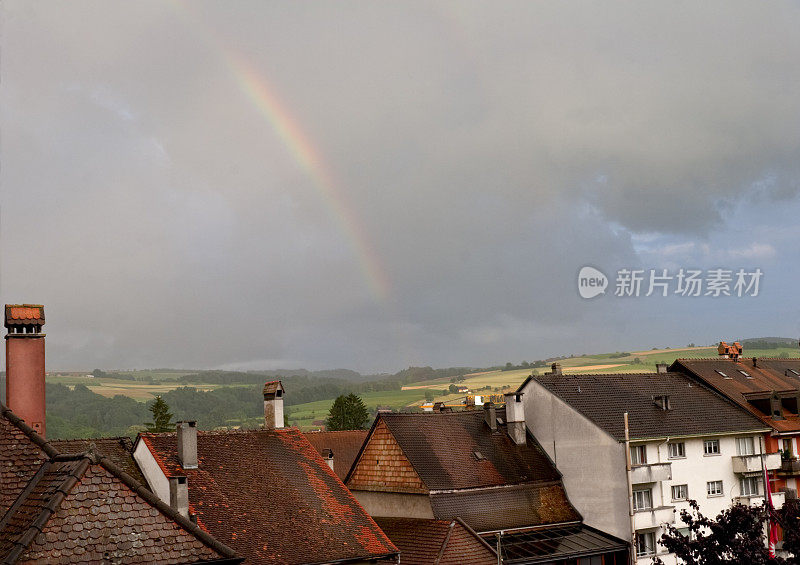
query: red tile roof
[
  {"left": 263, "top": 381, "right": 284, "bottom": 396},
  {"left": 670, "top": 358, "right": 800, "bottom": 433},
  {"left": 0, "top": 403, "right": 240, "bottom": 564},
  {"left": 374, "top": 517, "right": 496, "bottom": 565},
  {"left": 4, "top": 305, "right": 44, "bottom": 327},
  {"left": 303, "top": 430, "right": 368, "bottom": 480},
  {"left": 139, "top": 428, "right": 398, "bottom": 564}
]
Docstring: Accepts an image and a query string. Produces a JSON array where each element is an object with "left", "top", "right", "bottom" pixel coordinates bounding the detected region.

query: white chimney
[
  {"left": 169, "top": 475, "right": 189, "bottom": 518},
  {"left": 263, "top": 381, "right": 285, "bottom": 429},
  {"left": 177, "top": 421, "right": 198, "bottom": 469},
  {"left": 322, "top": 448, "right": 334, "bottom": 471},
  {"left": 504, "top": 392, "right": 526, "bottom": 446}
]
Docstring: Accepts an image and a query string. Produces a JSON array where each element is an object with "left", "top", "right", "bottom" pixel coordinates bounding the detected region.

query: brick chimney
[
  {"left": 169, "top": 475, "right": 189, "bottom": 518},
  {"left": 263, "top": 381, "right": 285, "bottom": 429},
  {"left": 504, "top": 392, "right": 526, "bottom": 445},
  {"left": 4, "top": 305, "right": 46, "bottom": 437},
  {"left": 177, "top": 421, "right": 198, "bottom": 469},
  {"left": 322, "top": 448, "right": 334, "bottom": 471},
  {"left": 550, "top": 363, "right": 562, "bottom": 376}
]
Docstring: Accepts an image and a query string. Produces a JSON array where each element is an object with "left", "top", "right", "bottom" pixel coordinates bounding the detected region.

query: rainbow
[{"left": 230, "top": 57, "right": 392, "bottom": 302}]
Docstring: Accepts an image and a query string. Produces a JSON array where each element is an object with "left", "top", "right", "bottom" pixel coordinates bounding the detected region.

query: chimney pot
[
  {"left": 177, "top": 421, "right": 198, "bottom": 469},
  {"left": 4, "top": 304, "right": 46, "bottom": 438},
  {"left": 169, "top": 476, "right": 189, "bottom": 518},
  {"left": 551, "top": 363, "right": 562, "bottom": 376},
  {"left": 483, "top": 402, "right": 497, "bottom": 432}
]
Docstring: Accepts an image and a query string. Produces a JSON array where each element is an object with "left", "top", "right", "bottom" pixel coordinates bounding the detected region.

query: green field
[{"left": 44, "top": 345, "right": 800, "bottom": 429}]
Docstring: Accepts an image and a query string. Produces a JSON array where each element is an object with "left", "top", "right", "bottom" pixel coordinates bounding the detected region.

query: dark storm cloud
[{"left": 2, "top": 1, "right": 799, "bottom": 371}]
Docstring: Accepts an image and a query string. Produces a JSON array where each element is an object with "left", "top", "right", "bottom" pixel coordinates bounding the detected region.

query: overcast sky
[{"left": 2, "top": 1, "right": 800, "bottom": 372}]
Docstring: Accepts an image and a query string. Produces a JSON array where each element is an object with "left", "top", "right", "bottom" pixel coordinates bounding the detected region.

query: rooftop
[
  {"left": 374, "top": 517, "right": 496, "bottom": 565},
  {"left": 140, "top": 427, "right": 398, "bottom": 564},
  {"left": 303, "top": 429, "right": 368, "bottom": 480},
  {"left": 0, "top": 404, "right": 239, "bottom": 564},
  {"left": 527, "top": 371, "right": 769, "bottom": 441},
  {"left": 671, "top": 357, "right": 800, "bottom": 433}
]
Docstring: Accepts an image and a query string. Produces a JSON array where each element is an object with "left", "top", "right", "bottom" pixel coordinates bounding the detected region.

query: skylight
[
  {"left": 716, "top": 370, "right": 730, "bottom": 378},
  {"left": 739, "top": 370, "right": 751, "bottom": 378},
  {"left": 790, "top": 369, "right": 800, "bottom": 376}
]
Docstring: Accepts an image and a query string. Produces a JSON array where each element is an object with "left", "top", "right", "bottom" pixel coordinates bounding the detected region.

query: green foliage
[
  {"left": 146, "top": 396, "right": 174, "bottom": 432},
  {"left": 656, "top": 499, "right": 799, "bottom": 565},
  {"left": 326, "top": 393, "right": 370, "bottom": 431}
]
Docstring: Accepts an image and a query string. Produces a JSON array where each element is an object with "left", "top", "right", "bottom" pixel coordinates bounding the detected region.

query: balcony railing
[
  {"left": 780, "top": 459, "right": 800, "bottom": 475},
  {"left": 734, "top": 491, "right": 785, "bottom": 509},
  {"left": 732, "top": 452, "right": 781, "bottom": 474},
  {"left": 631, "top": 462, "right": 672, "bottom": 484},
  {"left": 633, "top": 506, "right": 676, "bottom": 530}
]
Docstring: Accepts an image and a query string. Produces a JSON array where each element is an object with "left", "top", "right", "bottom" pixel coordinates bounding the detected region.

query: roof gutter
[{"left": 620, "top": 428, "right": 772, "bottom": 443}]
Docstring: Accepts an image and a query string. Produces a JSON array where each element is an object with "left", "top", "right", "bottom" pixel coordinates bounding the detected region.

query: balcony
[
  {"left": 732, "top": 452, "right": 781, "bottom": 474},
  {"left": 734, "top": 491, "right": 785, "bottom": 509},
  {"left": 631, "top": 462, "right": 672, "bottom": 484},
  {"left": 779, "top": 459, "right": 800, "bottom": 476},
  {"left": 633, "top": 506, "right": 676, "bottom": 530}
]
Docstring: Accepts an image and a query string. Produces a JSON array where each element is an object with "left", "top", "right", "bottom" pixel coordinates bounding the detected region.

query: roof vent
[
  {"left": 652, "top": 395, "right": 671, "bottom": 410},
  {"left": 474, "top": 451, "right": 486, "bottom": 461}
]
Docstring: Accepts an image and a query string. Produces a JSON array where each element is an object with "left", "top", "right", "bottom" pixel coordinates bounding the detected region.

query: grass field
[{"left": 43, "top": 345, "right": 800, "bottom": 424}]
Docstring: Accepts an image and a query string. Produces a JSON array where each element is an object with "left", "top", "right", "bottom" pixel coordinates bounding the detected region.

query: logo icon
[{"left": 578, "top": 266, "right": 608, "bottom": 299}]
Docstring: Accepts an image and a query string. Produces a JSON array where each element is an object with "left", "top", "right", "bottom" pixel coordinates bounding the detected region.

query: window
[
  {"left": 783, "top": 439, "right": 794, "bottom": 458},
  {"left": 672, "top": 484, "right": 689, "bottom": 501},
  {"left": 789, "top": 369, "right": 800, "bottom": 376},
  {"left": 741, "top": 476, "right": 761, "bottom": 497},
  {"left": 736, "top": 436, "right": 755, "bottom": 456},
  {"left": 633, "top": 489, "right": 653, "bottom": 511},
  {"left": 716, "top": 370, "right": 730, "bottom": 378},
  {"left": 704, "top": 439, "right": 720, "bottom": 455},
  {"left": 636, "top": 532, "right": 656, "bottom": 557},
  {"left": 677, "top": 527, "right": 694, "bottom": 540},
  {"left": 707, "top": 480, "right": 723, "bottom": 496},
  {"left": 739, "top": 369, "right": 751, "bottom": 378},
  {"left": 631, "top": 445, "right": 647, "bottom": 465},
  {"left": 668, "top": 442, "right": 686, "bottom": 459}
]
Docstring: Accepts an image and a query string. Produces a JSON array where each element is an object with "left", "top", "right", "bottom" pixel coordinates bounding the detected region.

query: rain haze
[{"left": 2, "top": 1, "right": 800, "bottom": 372}]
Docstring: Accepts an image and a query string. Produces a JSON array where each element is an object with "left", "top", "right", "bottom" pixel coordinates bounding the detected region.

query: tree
[
  {"left": 424, "top": 390, "right": 435, "bottom": 402},
  {"left": 145, "top": 396, "right": 174, "bottom": 432},
  {"left": 656, "top": 499, "right": 799, "bottom": 565},
  {"left": 326, "top": 393, "right": 370, "bottom": 431}
]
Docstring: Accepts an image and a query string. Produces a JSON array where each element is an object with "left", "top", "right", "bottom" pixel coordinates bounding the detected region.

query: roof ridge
[
  {"left": 1, "top": 457, "right": 90, "bottom": 564},
  {"left": 433, "top": 521, "right": 456, "bottom": 565}
]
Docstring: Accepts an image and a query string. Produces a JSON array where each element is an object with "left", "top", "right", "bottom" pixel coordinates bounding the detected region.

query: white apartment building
[{"left": 517, "top": 365, "right": 775, "bottom": 564}]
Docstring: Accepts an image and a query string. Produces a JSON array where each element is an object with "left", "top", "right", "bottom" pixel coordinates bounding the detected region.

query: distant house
[
  {"left": 133, "top": 382, "right": 398, "bottom": 564},
  {"left": 345, "top": 403, "right": 628, "bottom": 564},
  {"left": 0, "top": 404, "right": 240, "bottom": 564},
  {"left": 519, "top": 368, "right": 772, "bottom": 564}
]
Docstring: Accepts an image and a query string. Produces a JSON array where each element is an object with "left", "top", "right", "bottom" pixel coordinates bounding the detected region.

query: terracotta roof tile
[
  {"left": 374, "top": 517, "right": 496, "bottom": 565},
  {"left": 140, "top": 427, "right": 398, "bottom": 564},
  {"left": 4, "top": 305, "right": 44, "bottom": 327},
  {"left": 50, "top": 437, "right": 146, "bottom": 485},
  {"left": 303, "top": 430, "right": 368, "bottom": 480}
]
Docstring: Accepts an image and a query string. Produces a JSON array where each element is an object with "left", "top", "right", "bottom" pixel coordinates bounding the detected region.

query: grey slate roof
[
  {"left": 377, "top": 410, "right": 561, "bottom": 490},
  {"left": 527, "top": 372, "right": 769, "bottom": 441}
]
